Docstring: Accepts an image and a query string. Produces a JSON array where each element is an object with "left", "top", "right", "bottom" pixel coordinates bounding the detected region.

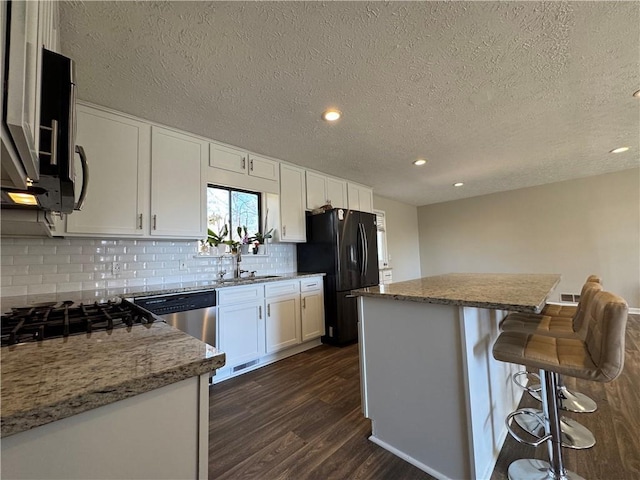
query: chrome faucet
[{"left": 233, "top": 250, "right": 243, "bottom": 278}]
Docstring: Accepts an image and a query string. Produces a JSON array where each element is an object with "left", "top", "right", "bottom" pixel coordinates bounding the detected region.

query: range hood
[{"left": 0, "top": 208, "right": 55, "bottom": 237}]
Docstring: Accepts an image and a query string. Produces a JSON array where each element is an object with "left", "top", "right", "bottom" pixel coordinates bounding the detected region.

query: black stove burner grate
[{"left": 1, "top": 300, "right": 156, "bottom": 346}]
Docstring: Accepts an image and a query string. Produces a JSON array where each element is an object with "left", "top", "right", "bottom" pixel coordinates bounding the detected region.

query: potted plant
[
  {"left": 237, "top": 226, "right": 251, "bottom": 254},
  {"left": 249, "top": 228, "right": 273, "bottom": 254},
  {"left": 206, "top": 224, "right": 228, "bottom": 255}
]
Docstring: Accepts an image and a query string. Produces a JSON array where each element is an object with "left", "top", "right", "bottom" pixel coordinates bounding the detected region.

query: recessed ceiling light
[
  {"left": 413, "top": 159, "right": 427, "bottom": 166},
  {"left": 633, "top": 89, "right": 640, "bottom": 98},
  {"left": 453, "top": 182, "right": 464, "bottom": 187},
  {"left": 610, "top": 147, "right": 629, "bottom": 154},
  {"left": 322, "top": 109, "right": 341, "bottom": 122}
]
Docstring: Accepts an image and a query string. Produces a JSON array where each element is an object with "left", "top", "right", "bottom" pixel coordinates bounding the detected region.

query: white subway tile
[
  {"left": 1, "top": 245, "right": 29, "bottom": 255},
  {"left": 56, "top": 282, "right": 83, "bottom": 293},
  {"left": 56, "top": 246, "right": 83, "bottom": 255},
  {"left": 28, "top": 264, "right": 58, "bottom": 275},
  {"left": 27, "top": 246, "right": 57, "bottom": 255},
  {"left": 16, "top": 238, "right": 44, "bottom": 246},
  {"left": 83, "top": 263, "right": 106, "bottom": 272},
  {"left": 2, "top": 265, "right": 29, "bottom": 276},
  {"left": 71, "top": 255, "right": 95, "bottom": 264},
  {"left": 27, "top": 283, "right": 56, "bottom": 295},
  {"left": 44, "top": 254, "right": 70, "bottom": 265},
  {"left": 83, "top": 280, "right": 106, "bottom": 290},
  {"left": 69, "top": 273, "right": 94, "bottom": 282},
  {"left": 1, "top": 277, "right": 12, "bottom": 286},
  {"left": 1, "top": 285, "right": 27, "bottom": 296},
  {"left": 12, "top": 275, "right": 42, "bottom": 286},
  {"left": 57, "top": 263, "right": 83, "bottom": 274},
  {"left": 13, "top": 255, "right": 42, "bottom": 265}
]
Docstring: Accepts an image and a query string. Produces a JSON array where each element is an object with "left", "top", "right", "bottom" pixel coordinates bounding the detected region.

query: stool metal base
[
  {"left": 513, "top": 408, "right": 596, "bottom": 449},
  {"left": 529, "top": 385, "right": 597, "bottom": 413},
  {"left": 508, "top": 459, "right": 586, "bottom": 480}
]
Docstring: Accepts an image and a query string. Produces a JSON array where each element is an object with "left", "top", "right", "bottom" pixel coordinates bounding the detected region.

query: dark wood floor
[{"left": 208, "top": 315, "right": 639, "bottom": 480}]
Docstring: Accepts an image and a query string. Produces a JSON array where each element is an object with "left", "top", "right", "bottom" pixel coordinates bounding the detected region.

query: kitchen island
[
  {"left": 1, "top": 320, "right": 225, "bottom": 479},
  {"left": 353, "top": 273, "right": 560, "bottom": 480}
]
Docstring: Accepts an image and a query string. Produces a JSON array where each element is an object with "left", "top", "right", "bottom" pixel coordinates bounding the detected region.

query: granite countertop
[
  {"left": 1, "top": 322, "right": 225, "bottom": 438},
  {"left": 352, "top": 273, "right": 561, "bottom": 313},
  {"left": 0, "top": 272, "right": 325, "bottom": 311}
]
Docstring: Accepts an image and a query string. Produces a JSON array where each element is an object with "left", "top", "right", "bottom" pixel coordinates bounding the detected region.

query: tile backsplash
[{"left": 0, "top": 237, "right": 297, "bottom": 297}]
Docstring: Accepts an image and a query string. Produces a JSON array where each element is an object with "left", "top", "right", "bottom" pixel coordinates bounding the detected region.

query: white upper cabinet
[
  {"left": 248, "top": 154, "right": 279, "bottom": 181},
  {"left": 306, "top": 171, "right": 348, "bottom": 210},
  {"left": 347, "top": 183, "right": 374, "bottom": 213},
  {"left": 3, "top": 0, "right": 58, "bottom": 186},
  {"left": 278, "top": 164, "right": 306, "bottom": 242},
  {"left": 151, "top": 127, "right": 206, "bottom": 238},
  {"left": 208, "top": 143, "right": 279, "bottom": 193},
  {"left": 66, "top": 105, "right": 150, "bottom": 235}
]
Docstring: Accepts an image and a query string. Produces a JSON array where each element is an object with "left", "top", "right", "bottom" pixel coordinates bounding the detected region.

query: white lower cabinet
[
  {"left": 301, "top": 278, "right": 325, "bottom": 341},
  {"left": 1, "top": 375, "right": 210, "bottom": 480},
  {"left": 265, "top": 281, "right": 301, "bottom": 353},
  {"left": 214, "top": 277, "right": 324, "bottom": 383},
  {"left": 217, "top": 285, "right": 265, "bottom": 377}
]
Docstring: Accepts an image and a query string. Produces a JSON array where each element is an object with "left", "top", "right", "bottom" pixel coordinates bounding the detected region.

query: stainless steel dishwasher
[{"left": 133, "top": 290, "right": 216, "bottom": 347}]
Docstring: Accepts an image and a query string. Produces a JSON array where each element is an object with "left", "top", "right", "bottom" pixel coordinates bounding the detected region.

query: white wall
[
  {"left": 0, "top": 238, "right": 296, "bottom": 298},
  {"left": 417, "top": 168, "right": 640, "bottom": 308},
  {"left": 373, "top": 195, "right": 422, "bottom": 282}
]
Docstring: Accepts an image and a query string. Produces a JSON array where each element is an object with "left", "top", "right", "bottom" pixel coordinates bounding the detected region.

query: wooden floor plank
[{"left": 208, "top": 315, "right": 639, "bottom": 479}]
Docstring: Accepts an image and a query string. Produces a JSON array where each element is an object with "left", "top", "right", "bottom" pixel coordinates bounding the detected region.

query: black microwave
[
  {"left": 1, "top": 48, "right": 87, "bottom": 214},
  {"left": 35, "top": 48, "right": 87, "bottom": 213}
]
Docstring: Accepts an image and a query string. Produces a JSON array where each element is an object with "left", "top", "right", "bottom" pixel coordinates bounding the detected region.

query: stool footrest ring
[
  {"left": 513, "top": 371, "right": 542, "bottom": 394},
  {"left": 506, "top": 409, "right": 551, "bottom": 447}
]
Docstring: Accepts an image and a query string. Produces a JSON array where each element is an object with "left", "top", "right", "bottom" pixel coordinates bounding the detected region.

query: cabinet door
[
  {"left": 209, "top": 143, "right": 247, "bottom": 174},
  {"left": 348, "top": 183, "right": 374, "bottom": 213},
  {"left": 301, "top": 290, "right": 324, "bottom": 342},
  {"left": 218, "top": 300, "right": 265, "bottom": 367},
  {"left": 306, "top": 171, "right": 326, "bottom": 210},
  {"left": 248, "top": 154, "right": 278, "bottom": 181},
  {"left": 5, "top": 0, "right": 42, "bottom": 181},
  {"left": 266, "top": 295, "right": 301, "bottom": 353},
  {"left": 279, "top": 164, "right": 306, "bottom": 242},
  {"left": 326, "top": 177, "right": 348, "bottom": 209},
  {"left": 66, "top": 106, "right": 150, "bottom": 235},
  {"left": 151, "top": 127, "right": 206, "bottom": 238}
]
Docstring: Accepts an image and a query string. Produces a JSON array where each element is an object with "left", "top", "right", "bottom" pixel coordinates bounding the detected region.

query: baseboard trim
[{"left": 368, "top": 435, "right": 454, "bottom": 480}]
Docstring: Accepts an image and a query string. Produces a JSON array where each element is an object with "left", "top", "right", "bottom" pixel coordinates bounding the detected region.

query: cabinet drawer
[
  {"left": 300, "top": 277, "right": 323, "bottom": 292},
  {"left": 265, "top": 280, "right": 300, "bottom": 298},
  {"left": 218, "top": 285, "right": 264, "bottom": 305}
]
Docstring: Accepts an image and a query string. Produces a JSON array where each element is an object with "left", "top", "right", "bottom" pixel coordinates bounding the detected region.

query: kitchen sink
[{"left": 216, "top": 275, "right": 282, "bottom": 284}]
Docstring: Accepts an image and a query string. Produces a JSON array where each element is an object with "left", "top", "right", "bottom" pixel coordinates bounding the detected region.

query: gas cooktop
[{"left": 0, "top": 299, "right": 157, "bottom": 347}]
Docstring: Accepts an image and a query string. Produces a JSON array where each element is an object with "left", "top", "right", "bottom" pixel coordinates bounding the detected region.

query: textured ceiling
[{"left": 59, "top": 1, "right": 639, "bottom": 207}]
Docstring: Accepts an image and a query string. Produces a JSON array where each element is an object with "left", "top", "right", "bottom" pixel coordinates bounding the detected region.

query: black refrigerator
[{"left": 297, "top": 209, "right": 378, "bottom": 345}]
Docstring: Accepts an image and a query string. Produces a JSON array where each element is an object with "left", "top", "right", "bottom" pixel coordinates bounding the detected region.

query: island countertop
[
  {"left": 352, "top": 273, "right": 561, "bottom": 313},
  {"left": 1, "top": 322, "right": 225, "bottom": 438}
]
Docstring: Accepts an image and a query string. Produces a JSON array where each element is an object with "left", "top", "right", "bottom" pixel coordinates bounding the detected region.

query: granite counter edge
[
  {"left": 0, "top": 353, "right": 225, "bottom": 438},
  {"left": 352, "top": 291, "right": 544, "bottom": 313}
]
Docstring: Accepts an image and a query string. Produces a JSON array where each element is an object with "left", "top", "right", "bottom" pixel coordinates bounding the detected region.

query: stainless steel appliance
[
  {"left": 133, "top": 291, "right": 217, "bottom": 348},
  {"left": 297, "top": 208, "right": 378, "bottom": 345},
  {"left": 1, "top": 299, "right": 157, "bottom": 346}
]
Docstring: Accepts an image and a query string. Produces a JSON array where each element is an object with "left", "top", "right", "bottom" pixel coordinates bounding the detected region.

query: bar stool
[
  {"left": 502, "top": 278, "right": 602, "bottom": 414},
  {"left": 539, "top": 275, "right": 601, "bottom": 318},
  {"left": 493, "top": 290, "right": 628, "bottom": 480}
]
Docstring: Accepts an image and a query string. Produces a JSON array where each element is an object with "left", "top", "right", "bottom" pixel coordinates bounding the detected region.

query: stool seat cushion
[
  {"left": 493, "top": 291, "right": 628, "bottom": 383},
  {"left": 541, "top": 304, "right": 576, "bottom": 317},
  {"left": 501, "top": 313, "right": 575, "bottom": 336}
]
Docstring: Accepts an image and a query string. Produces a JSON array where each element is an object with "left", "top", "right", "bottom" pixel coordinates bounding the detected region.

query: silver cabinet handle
[
  {"left": 302, "top": 298, "right": 306, "bottom": 309},
  {"left": 267, "top": 304, "right": 271, "bottom": 316},
  {"left": 250, "top": 159, "right": 254, "bottom": 171},
  {"left": 152, "top": 214, "right": 157, "bottom": 230},
  {"left": 138, "top": 213, "right": 143, "bottom": 229},
  {"left": 74, "top": 145, "right": 89, "bottom": 211},
  {"left": 282, "top": 225, "right": 286, "bottom": 237},
  {"left": 258, "top": 305, "right": 262, "bottom": 319},
  {"left": 241, "top": 157, "right": 246, "bottom": 170}
]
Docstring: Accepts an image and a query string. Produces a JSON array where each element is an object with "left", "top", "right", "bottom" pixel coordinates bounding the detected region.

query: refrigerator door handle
[
  {"left": 358, "top": 223, "right": 366, "bottom": 276},
  {"left": 363, "top": 224, "right": 369, "bottom": 276}
]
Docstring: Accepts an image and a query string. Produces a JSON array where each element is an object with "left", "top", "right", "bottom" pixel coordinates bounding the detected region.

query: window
[
  {"left": 207, "top": 185, "right": 261, "bottom": 242},
  {"left": 374, "top": 209, "right": 389, "bottom": 268}
]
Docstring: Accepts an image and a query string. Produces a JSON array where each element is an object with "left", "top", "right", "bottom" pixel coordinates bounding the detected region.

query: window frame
[{"left": 207, "top": 184, "right": 263, "bottom": 242}]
